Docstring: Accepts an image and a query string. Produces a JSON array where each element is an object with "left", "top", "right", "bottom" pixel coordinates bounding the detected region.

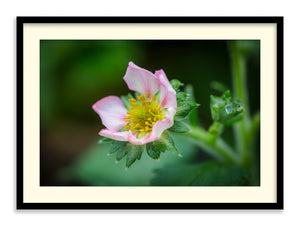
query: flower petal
[
  {"left": 127, "top": 131, "right": 160, "bottom": 145},
  {"left": 151, "top": 107, "right": 176, "bottom": 138},
  {"left": 123, "top": 62, "right": 160, "bottom": 97},
  {"left": 155, "top": 69, "right": 177, "bottom": 109},
  {"left": 93, "top": 96, "right": 128, "bottom": 131},
  {"left": 101, "top": 129, "right": 159, "bottom": 145},
  {"left": 99, "top": 129, "right": 130, "bottom": 142}
]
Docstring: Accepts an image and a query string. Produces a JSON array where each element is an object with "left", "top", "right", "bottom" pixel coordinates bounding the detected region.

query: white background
[{"left": 0, "top": 0, "right": 296, "bottom": 225}]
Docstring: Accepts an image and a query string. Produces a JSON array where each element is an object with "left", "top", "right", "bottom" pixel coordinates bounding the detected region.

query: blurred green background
[{"left": 40, "top": 40, "right": 260, "bottom": 186}]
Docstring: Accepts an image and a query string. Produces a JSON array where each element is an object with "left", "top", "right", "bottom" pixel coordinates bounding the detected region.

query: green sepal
[
  {"left": 115, "top": 142, "right": 129, "bottom": 161},
  {"left": 168, "top": 120, "right": 190, "bottom": 133},
  {"left": 108, "top": 140, "right": 146, "bottom": 168},
  {"left": 99, "top": 137, "right": 114, "bottom": 144},
  {"left": 109, "top": 140, "right": 126, "bottom": 155},
  {"left": 170, "top": 79, "right": 183, "bottom": 92},
  {"left": 163, "top": 132, "right": 180, "bottom": 156},
  {"left": 146, "top": 131, "right": 181, "bottom": 158},
  {"left": 210, "top": 90, "right": 243, "bottom": 124},
  {"left": 174, "top": 91, "right": 199, "bottom": 120},
  {"left": 121, "top": 93, "right": 135, "bottom": 110},
  {"left": 126, "top": 144, "right": 145, "bottom": 168},
  {"left": 146, "top": 143, "right": 161, "bottom": 160}
]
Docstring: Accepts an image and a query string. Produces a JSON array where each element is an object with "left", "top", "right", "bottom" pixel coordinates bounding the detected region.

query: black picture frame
[{"left": 16, "top": 16, "right": 284, "bottom": 210}]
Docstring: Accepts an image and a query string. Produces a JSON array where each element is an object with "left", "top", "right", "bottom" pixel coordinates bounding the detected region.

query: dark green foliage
[
  {"left": 210, "top": 90, "right": 243, "bottom": 125},
  {"left": 151, "top": 162, "right": 249, "bottom": 186}
]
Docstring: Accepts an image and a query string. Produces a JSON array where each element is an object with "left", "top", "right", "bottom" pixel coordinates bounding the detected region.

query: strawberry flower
[{"left": 93, "top": 62, "right": 177, "bottom": 145}]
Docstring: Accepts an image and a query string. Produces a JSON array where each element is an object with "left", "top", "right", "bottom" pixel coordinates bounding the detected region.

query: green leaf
[
  {"left": 151, "top": 162, "right": 249, "bottom": 186},
  {"left": 210, "top": 90, "right": 243, "bottom": 124},
  {"left": 170, "top": 79, "right": 183, "bottom": 92},
  {"left": 174, "top": 91, "right": 199, "bottom": 120},
  {"left": 126, "top": 144, "right": 145, "bottom": 168},
  {"left": 168, "top": 120, "right": 190, "bottom": 133}
]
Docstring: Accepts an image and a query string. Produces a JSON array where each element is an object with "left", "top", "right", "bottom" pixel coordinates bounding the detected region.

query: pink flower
[{"left": 93, "top": 62, "right": 177, "bottom": 145}]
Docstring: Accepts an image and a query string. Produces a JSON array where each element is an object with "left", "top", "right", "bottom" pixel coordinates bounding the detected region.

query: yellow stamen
[
  {"left": 123, "top": 93, "right": 165, "bottom": 133},
  {"left": 152, "top": 94, "right": 156, "bottom": 101},
  {"left": 129, "top": 99, "right": 137, "bottom": 105},
  {"left": 137, "top": 95, "right": 145, "bottom": 101}
]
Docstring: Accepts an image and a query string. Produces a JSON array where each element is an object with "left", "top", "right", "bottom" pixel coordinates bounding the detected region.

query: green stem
[
  {"left": 186, "top": 126, "right": 240, "bottom": 165},
  {"left": 229, "top": 41, "right": 251, "bottom": 168}
]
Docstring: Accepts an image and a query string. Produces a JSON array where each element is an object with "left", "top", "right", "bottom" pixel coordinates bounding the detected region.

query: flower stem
[
  {"left": 229, "top": 41, "right": 252, "bottom": 168},
  {"left": 186, "top": 126, "right": 240, "bottom": 165}
]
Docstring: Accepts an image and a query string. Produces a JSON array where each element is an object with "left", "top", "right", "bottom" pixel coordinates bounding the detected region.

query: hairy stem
[
  {"left": 186, "top": 126, "right": 240, "bottom": 165},
  {"left": 229, "top": 41, "right": 252, "bottom": 167}
]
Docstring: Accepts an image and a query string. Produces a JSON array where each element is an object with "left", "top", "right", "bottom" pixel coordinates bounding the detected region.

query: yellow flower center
[{"left": 123, "top": 92, "right": 164, "bottom": 133}]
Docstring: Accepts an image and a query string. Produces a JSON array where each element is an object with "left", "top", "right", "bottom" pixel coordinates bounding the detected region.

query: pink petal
[
  {"left": 100, "top": 129, "right": 160, "bottom": 145},
  {"left": 127, "top": 131, "right": 160, "bottom": 145},
  {"left": 123, "top": 62, "right": 160, "bottom": 97},
  {"left": 155, "top": 69, "right": 177, "bottom": 109},
  {"left": 99, "top": 129, "right": 130, "bottom": 142},
  {"left": 151, "top": 107, "right": 176, "bottom": 138},
  {"left": 93, "top": 96, "right": 128, "bottom": 131}
]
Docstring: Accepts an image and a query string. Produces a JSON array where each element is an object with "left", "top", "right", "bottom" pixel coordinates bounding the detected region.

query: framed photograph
[{"left": 17, "top": 17, "right": 283, "bottom": 209}]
